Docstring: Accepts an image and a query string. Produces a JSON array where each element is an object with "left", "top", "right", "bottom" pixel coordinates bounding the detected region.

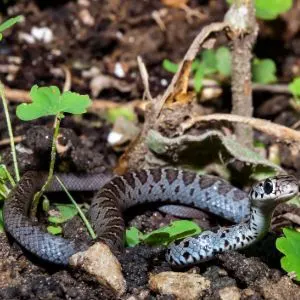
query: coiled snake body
[{"left": 3, "top": 168, "right": 298, "bottom": 266}]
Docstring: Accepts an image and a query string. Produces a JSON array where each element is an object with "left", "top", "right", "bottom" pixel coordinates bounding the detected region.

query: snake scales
[{"left": 3, "top": 168, "right": 298, "bottom": 266}]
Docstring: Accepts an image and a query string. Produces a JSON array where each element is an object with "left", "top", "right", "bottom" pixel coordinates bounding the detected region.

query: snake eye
[{"left": 263, "top": 179, "right": 273, "bottom": 194}]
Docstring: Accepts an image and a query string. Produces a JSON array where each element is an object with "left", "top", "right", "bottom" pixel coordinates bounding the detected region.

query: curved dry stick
[
  {"left": 181, "top": 113, "right": 300, "bottom": 144},
  {"left": 154, "top": 22, "right": 228, "bottom": 117}
]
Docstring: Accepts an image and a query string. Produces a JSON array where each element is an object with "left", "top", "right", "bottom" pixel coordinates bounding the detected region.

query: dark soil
[{"left": 0, "top": 0, "right": 300, "bottom": 299}]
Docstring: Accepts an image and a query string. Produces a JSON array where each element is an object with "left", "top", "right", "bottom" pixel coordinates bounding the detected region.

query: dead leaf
[{"left": 161, "top": 0, "right": 188, "bottom": 8}]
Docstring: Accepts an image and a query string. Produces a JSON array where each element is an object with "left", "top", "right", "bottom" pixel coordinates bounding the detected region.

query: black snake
[{"left": 3, "top": 168, "right": 298, "bottom": 266}]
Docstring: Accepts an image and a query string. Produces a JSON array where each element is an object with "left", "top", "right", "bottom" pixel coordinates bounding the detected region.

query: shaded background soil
[{"left": 0, "top": 0, "right": 300, "bottom": 299}]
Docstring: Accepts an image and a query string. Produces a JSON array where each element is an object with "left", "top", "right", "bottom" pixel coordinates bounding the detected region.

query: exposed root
[{"left": 181, "top": 113, "right": 300, "bottom": 145}]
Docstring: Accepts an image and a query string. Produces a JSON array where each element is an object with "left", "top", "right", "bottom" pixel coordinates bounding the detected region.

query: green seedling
[
  {"left": 226, "top": 0, "right": 292, "bottom": 20},
  {"left": 288, "top": 77, "right": 300, "bottom": 110},
  {"left": 16, "top": 85, "right": 91, "bottom": 215},
  {"left": 47, "top": 202, "right": 78, "bottom": 236},
  {"left": 162, "top": 59, "right": 179, "bottom": 73},
  {"left": 276, "top": 228, "right": 300, "bottom": 281},
  {"left": 47, "top": 225, "right": 62, "bottom": 235},
  {"left": 0, "top": 15, "right": 23, "bottom": 41},
  {"left": 0, "top": 16, "right": 23, "bottom": 182},
  {"left": 252, "top": 58, "right": 277, "bottom": 84},
  {"left": 16, "top": 85, "right": 91, "bottom": 120},
  {"left": 48, "top": 203, "right": 78, "bottom": 225},
  {"left": 55, "top": 176, "right": 96, "bottom": 239},
  {"left": 164, "top": 50, "right": 278, "bottom": 92},
  {"left": 106, "top": 106, "right": 136, "bottom": 124},
  {"left": 163, "top": 46, "right": 232, "bottom": 93},
  {"left": 0, "top": 164, "right": 14, "bottom": 232},
  {"left": 0, "top": 16, "right": 23, "bottom": 231},
  {"left": 125, "top": 220, "right": 201, "bottom": 247}
]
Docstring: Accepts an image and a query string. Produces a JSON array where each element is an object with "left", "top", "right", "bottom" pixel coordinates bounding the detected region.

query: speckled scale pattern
[
  {"left": 89, "top": 168, "right": 250, "bottom": 252},
  {"left": 3, "top": 172, "right": 87, "bottom": 266},
  {"left": 166, "top": 223, "right": 254, "bottom": 266},
  {"left": 3, "top": 172, "right": 110, "bottom": 265},
  {"left": 166, "top": 175, "right": 298, "bottom": 266},
  {"left": 5, "top": 168, "right": 296, "bottom": 267}
]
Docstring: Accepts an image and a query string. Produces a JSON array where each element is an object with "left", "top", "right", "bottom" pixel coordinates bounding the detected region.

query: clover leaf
[
  {"left": 216, "top": 47, "right": 232, "bottom": 76},
  {"left": 288, "top": 77, "right": 300, "bottom": 102},
  {"left": 143, "top": 220, "right": 202, "bottom": 246},
  {"left": 255, "top": 0, "right": 292, "bottom": 20},
  {"left": 252, "top": 58, "right": 277, "bottom": 84},
  {"left": 48, "top": 203, "right": 78, "bottom": 224},
  {"left": 276, "top": 228, "right": 300, "bottom": 281},
  {"left": 106, "top": 107, "right": 136, "bottom": 123},
  {"left": 16, "top": 85, "right": 91, "bottom": 121},
  {"left": 201, "top": 49, "right": 218, "bottom": 75},
  {"left": 194, "top": 63, "right": 205, "bottom": 93},
  {"left": 162, "top": 59, "right": 179, "bottom": 73},
  {"left": 47, "top": 225, "right": 62, "bottom": 235},
  {"left": 226, "top": 0, "right": 292, "bottom": 20},
  {"left": 125, "top": 220, "right": 202, "bottom": 247},
  {"left": 125, "top": 227, "right": 142, "bottom": 247}
]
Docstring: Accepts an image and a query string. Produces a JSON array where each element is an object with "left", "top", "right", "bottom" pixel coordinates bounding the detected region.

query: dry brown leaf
[{"left": 161, "top": 0, "right": 188, "bottom": 8}]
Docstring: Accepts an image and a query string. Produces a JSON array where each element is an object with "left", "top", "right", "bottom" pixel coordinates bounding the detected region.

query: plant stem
[
  {"left": 225, "top": 0, "right": 258, "bottom": 148},
  {"left": 0, "top": 82, "right": 20, "bottom": 181},
  {"left": 31, "top": 113, "right": 62, "bottom": 216},
  {"left": 55, "top": 175, "right": 97, "bottom": 239},
  {"left": 2, "top": 165, "right": 16, "bottom": 187}
]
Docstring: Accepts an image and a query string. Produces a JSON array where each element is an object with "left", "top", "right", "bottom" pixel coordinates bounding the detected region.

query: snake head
[{"left": 249, "top": 175, "right": 299, "bottom": 208}]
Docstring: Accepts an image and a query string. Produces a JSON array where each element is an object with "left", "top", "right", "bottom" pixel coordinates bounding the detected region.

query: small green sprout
[
  {"left": 252, "top": 58, "right": 277, "bottom": 84},
  {"left": 47, "top": 203, "right": 78, "bottom": 236},
  {"left": 0, "top": 15, "right": 23, "bottom": 41},
  {"left": 16, "top": 85, "right": 91, "bottom": 216},
  {"left": 288, "top": 77, "right": 300, "bottom": 108},
  {"left": 125, "top": 220, "right": 202, "bottom": 247},
  {"left": 55, "top": 176, "right": 96, "bottom": 239},
  {"left": 216, "top": 47, "right": 232, "bottom": 77},
  {"left": 226, "top": 0, "right": 292, "bottom": 20},
  {"left": 48, "top": 203, "right": 78, "bottom": 225},
  {"left": 47, "top": 225, "right": 62, "bottom": 235},
  {"left": 16, "top": 85, "right": 91, "bottom": 120},
  {"left": 276, "top": 228, "right": 300, "bottom": 281},
  {"left": 106, "top": 106, "right": 136, "bottom": 124},
  {"left": 0, "top": 164, "right": 14, "bottom": 232},
  {"left": 162, "top": 59, "right": 179, "bottom": 73},
  {"left": 0, "top": 16, "right": 23, "bottom": 230},
  {"left": 194, "top": 64, "right": 206, "bottom": 93},
  {"left": 162, "top": 47, "right": 232, "bottom": 93},
  {"left": 255, "top": 0, "right": 292, "bottom": 20}
]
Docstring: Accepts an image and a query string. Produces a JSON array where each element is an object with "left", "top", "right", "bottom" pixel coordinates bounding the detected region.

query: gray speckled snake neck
[
  {"left": 3, "top": 168, "right": 298, "bottom": 267},
  {"left": 167, "top": 174, "right": 298, "bottom": 266}
]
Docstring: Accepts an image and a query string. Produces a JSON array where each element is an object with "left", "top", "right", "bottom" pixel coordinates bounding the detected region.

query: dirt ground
[{"left": 0, "top": 0, "right": 300, "bottom": 299}]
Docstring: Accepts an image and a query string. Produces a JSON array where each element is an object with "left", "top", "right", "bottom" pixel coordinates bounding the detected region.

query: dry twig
[
  {"left": 137, "top": 56, "right": 153, "bottom": 101},
  {"left": 0, "top": 135, "right": 24, "bottom": 146},
  {"left": 62, "top": 65, "right": 72, "bottom": 92},
  {"left": 154, "top": 22, "right": 228, "bottom": 117},
  {"left": 181, "top": 113, "right": 300, "bottom": 145}
]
